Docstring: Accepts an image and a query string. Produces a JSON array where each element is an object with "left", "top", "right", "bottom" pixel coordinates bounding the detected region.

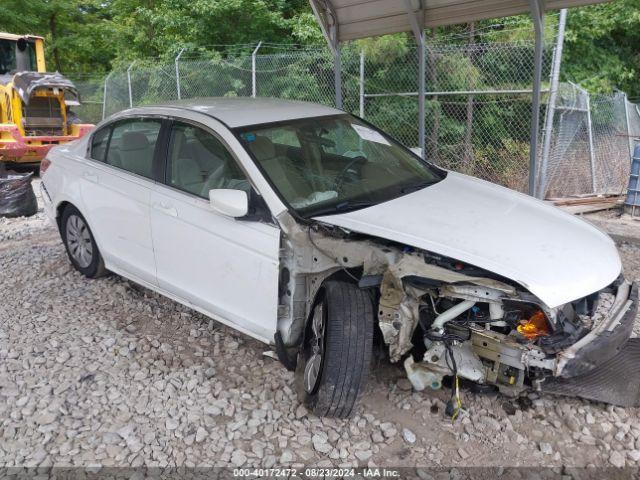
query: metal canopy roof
[
  {"left": 312, "top": 0, "right": 606, "bottom": 44},
  {"left": 310, "top": 0, "right": 610, "bottom": 198}
]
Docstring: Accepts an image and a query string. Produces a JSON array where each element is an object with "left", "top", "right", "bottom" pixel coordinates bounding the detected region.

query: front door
[{"left": 150, "top": 120, "right": 280, "bottom": 342}]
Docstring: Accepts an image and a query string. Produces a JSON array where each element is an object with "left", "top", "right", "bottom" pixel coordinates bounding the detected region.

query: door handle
[
  {"left": 83, "top": 171, "right": 98, "bottom": 183},
  {"left": 152, "top": 202, "right": 178, "bottom": 217}
]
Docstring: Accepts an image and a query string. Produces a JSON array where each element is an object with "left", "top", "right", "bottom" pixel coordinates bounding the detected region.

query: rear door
[
  {"left": 149, "top": 119, "right": 280, "bottom": 342},
  {"left": 80, "top": 117, "right": 163, "bottom": 285}
]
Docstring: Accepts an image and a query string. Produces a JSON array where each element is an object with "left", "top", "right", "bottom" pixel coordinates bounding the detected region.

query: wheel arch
[
  {"left": 302, "top": 270, "right": 368, "bottom": 347},
  {"left": 55, "top": 200, "right": 106, "bottom": 256}
]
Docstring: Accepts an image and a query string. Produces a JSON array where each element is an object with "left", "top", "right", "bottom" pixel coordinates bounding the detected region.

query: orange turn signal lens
[{"left": 517, "top": 311, "right": 549, "bottom": 340}]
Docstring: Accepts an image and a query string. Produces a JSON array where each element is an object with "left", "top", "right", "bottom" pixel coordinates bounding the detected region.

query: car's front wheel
[
  {"left": 61, "top": 205, "right": 106, "bottom": 278},
  {"left": 295, "top": 280, "right": 374, "bottom": 418}
]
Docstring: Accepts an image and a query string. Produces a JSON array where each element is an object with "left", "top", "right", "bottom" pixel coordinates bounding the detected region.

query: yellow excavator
[{"left": 0, "top": 33, "right": 93, "bottom": 171}]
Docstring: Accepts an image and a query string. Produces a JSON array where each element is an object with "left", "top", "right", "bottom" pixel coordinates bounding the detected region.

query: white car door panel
[
  {"left": 80, "top": 162, "right": 156, "bottom": 284},
  {"left": 150, "top": 120, "right": 281, "bottom": 342},
  {"left": 79, "top": 117, "right": 162, "bottom": 285},
  {"left": 151, "top": 185, "right": 280, "bottom": 341}
]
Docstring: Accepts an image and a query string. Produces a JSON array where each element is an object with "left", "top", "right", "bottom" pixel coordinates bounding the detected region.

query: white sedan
[{"left": 41, "top": 98, "right": 638, "bottom": 417}]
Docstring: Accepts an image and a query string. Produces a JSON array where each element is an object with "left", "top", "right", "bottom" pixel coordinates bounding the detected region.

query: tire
[
  {"left": 295, "top": 280, "right": 374, "bottom": 418},
  {"left": 60, "top": 205, "right": 106, "bottom": 278}
]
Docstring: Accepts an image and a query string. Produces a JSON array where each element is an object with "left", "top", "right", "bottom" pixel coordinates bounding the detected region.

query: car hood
[{"left": 315, "top": 172, "right": 621, "bottom": 308}]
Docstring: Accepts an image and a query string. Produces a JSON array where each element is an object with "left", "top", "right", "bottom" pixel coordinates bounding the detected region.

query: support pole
[
  {"left": 126, "top": 60, "right": 137, "bottom": 109},
  {"left": 175, "top": 48, "right": 185, "bottom": 100},
  {"left": 309, "top": 1, "right": 340, "bottom": 108},
  {"left": 528, "top": 0, "right": 545, "bottom": 197},
  {"left": 417, "top": 32, "right": 426, "bottom": 160},
  {"left": 585, "top": 88, "right": 597, "bottom": 193},
  {"left": 252, "top": 41, "right": 263, "bottom": 98},
  {"left": 102, "top": 71, "right": 113, "bottom": 120},
  {"left": 403, "top": 0, "right": 426, "bottom": 159},
  {"left": 624, "top": 92, "right": 634, "bottom": 158},
  {"left": 359, "top": 51, "right": 365, "bottom": 118},
  {"left": 334, "top": 45, "right": 342, "bottom": 109},
  {"left": 537, "top": 8, "right": 567, "bottom": 199}
]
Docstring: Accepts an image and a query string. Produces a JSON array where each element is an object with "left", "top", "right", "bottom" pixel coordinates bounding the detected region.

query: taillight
[{"left": 40, "top": 157, "right": 52, "bottom": 175}]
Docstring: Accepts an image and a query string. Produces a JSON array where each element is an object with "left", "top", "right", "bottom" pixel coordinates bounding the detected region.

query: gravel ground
[{"left": 2, "top": 180, "right": 640, "bottom": 470}]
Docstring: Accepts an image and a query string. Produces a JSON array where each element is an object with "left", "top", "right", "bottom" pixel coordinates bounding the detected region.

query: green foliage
[
  {"left": 0, "top": 0, "right": 319, "bottom": 73},
  {"left": 474, "top": 139, "right": 530, "bottom": 191},
  {"left": 562, "top": 0, "right": 640, "bottom": 99},
  {"left": 1, "top": 0, "right": 637, "bottom": 101},
  {"left": 0, "top": 0, "right": 116, "bottom": 74},
  {"left": 1, "top": 0, "right": 637, "bottom": 190}
]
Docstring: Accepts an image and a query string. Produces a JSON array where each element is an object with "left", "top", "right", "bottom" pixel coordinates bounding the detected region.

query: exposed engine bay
[{"left": 276, "top": 218, "right": 638, "bottom": 409}]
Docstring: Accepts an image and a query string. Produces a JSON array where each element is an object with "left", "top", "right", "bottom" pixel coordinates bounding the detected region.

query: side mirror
[{"left": 208, "top": 189, "right": 248, "bottom": 218}]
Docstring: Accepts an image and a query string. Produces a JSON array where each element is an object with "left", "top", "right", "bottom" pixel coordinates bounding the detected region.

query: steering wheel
[{"left": 334, "top": 156, "right": 367, "bottom": 193}]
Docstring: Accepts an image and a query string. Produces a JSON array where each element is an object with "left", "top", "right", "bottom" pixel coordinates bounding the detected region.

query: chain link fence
[
  {"left": 68, "top": 74, "right": 105, "bottom": 124},
  {"left": 89, "top": 33, "right": 638, "bottom": 199},
  {"left": 540, "top": 84, "right": 640, "bottom": 198}
]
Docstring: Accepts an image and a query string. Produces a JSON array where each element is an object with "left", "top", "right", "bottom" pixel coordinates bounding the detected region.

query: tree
[
  {"left": 562, "top": 0, "right": 640, "bottom": 99},
  {"left": 0, "top": 0, "right": 117, "bottom": 74}
]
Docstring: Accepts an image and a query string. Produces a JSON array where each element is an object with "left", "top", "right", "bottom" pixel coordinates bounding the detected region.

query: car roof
[{"left": 124, "top": 97, "right": 345, "bottom": 128}]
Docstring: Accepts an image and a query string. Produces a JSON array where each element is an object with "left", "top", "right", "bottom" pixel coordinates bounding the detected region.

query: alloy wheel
[
  {"left": 304, "top": 302, "right": 326, "bottom": 394},
  {"left": 66, "top": 214, "right": 93, "bottom": 268}
]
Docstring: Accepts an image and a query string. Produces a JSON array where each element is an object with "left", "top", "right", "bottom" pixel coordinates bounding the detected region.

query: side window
[
  {"left": 105, "top": 118, "right": 162, "bottom": 179},
  {"left": 167, "top": 122, "right": 248, "bottom": 198},
  {"left": 90, "top": 126, "right": 111, "bottom": 161}
]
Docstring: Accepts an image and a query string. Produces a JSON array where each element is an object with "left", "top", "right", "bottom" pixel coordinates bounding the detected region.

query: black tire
[
  {"left": 60, "top": 205, "right": 106, "bottom": 278},
  {"left": 295, "top": 280, "right": 374, "bottom": 418}
]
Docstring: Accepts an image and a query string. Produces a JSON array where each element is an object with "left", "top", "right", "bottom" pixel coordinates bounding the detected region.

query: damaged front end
[{"left": 276, "top": 218, "right": 639, "bottom": 408}]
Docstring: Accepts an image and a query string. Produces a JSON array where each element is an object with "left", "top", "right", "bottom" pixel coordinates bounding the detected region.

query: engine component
[
  {"left": 419, "top": 341, "right": 485, "bottom": 383},
  {"left": 404, "top": 356, "right": 442, "bottom": 391},
  {"left": 431, "top": 300, "right": 476, "bottom": 332}
]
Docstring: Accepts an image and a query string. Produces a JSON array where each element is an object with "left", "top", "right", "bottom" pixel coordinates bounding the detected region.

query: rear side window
[
  {"left": 90, "top": 126, "right": 110, "bottom": 161},
  {"left": 105, "top": 118, "right": 162, "bottom": 179}
]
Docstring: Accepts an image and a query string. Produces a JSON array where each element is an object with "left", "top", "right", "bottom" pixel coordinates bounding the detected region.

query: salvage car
[{"left": 41, "top": 98, "right": 638, "bottom": 418}]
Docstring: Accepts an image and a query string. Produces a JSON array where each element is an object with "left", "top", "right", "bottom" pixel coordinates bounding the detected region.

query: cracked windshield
[{"left": 237, "top": 115, "right": 445, "bottom": 217}]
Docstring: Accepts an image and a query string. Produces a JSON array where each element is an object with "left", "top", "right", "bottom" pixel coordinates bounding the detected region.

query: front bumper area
[
  {"left": 557, "top": 280, "right": 638, "bottom": 378},
  {"left": 0, "top": 123, "right": 93, "bottom": 162}
]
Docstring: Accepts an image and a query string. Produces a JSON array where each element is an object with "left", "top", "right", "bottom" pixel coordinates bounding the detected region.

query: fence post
[
  {"left": 102, "top": 71, "right": 113, "bottom": 120},
  {"left": 359, "top": 51, "right": 365, "bottom": 118},
  {"left": 417, "top": 31, "right": 426, "bottom": 159},
  {"left": 583, "top": 87, "right": 598, "bottom": 193},
  {"left": 126, "top": 60, "right": 137, "bottom": 108},
  {"left": 537, "top": 8, "right": 567, "bottom": 199},
  {"left": 334, "top": 45, "right": 343, "bottom": 109},
  {"left": 175, "top": 48, "right": 185, "bottom": 100},
  {"left": 251, "top": 41, "right": 263, "bottom": 98},
  {"left": 528, "top": 0, "right": 545, "bottom": 197},
  {"left": 624, "top": 92, "right": 634, "bottom": 158},
  {"left": 403, "top": 0, "right": 426, "bottom": 159}
]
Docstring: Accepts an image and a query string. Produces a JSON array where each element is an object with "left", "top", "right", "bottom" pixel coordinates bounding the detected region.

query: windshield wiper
[
  {"left": 400, "top": 180, "right": 439, "bottom": 194},
  {"left": 308, "top": 200, "right": 377, "bottom": 217}
]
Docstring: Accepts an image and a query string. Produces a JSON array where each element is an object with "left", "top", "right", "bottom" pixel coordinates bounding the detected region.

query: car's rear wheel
[
  {"left": 61, "top": 205, "right": 106, "bottom": 278},
  {"left": 295, "top": 280, "right": 374, "bottom": 418}
]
